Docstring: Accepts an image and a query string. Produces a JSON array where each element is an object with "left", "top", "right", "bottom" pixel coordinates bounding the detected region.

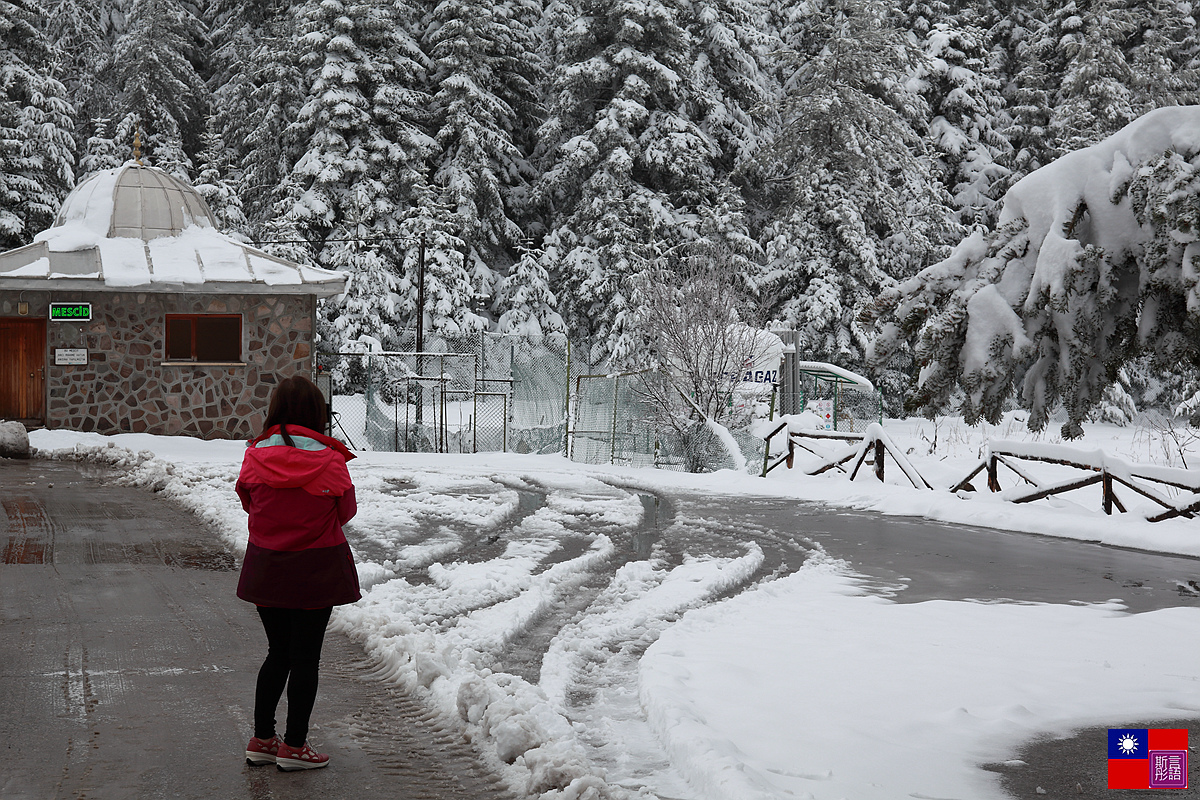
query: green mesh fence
[{"left": 568, "top": 372, "right": 769, "bottom": 471}]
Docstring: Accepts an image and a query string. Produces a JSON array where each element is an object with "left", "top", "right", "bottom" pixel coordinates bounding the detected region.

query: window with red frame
[{"left": 165, "top": 314, "right": 242, "bottom": 362}]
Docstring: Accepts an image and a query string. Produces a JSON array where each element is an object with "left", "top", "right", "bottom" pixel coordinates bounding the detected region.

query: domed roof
[
  {"left": 52, "top": 162, "right": 217, "bottom": 241},
  {"left": 0, "top": 161, "right": 346, "bottom": 296}
]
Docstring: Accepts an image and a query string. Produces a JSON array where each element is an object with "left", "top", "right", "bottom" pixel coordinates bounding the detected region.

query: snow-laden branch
[{"left": 871, "top": 106, "right": 1200, "bottom": 438}]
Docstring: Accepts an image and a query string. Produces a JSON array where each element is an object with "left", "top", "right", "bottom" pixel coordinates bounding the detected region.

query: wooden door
[{"left": 0, "top": 319, "right": 46, "bottom": 423}]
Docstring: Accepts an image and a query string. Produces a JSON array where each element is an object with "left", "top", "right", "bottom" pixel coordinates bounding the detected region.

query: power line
[{"left": 246, "top": 233, "right": 426, "bottom": 246}]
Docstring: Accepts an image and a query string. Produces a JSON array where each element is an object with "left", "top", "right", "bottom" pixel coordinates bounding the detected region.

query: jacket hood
[
  {"left": 248, "top": 425, "right": 355, "bottom": 461},
  {"left": 239, "top": 425, "right": 354, "bottom": 496}
]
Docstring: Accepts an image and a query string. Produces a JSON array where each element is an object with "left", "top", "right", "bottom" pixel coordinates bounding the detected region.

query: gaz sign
[{"left": 49, "top": 302, "right": 91, "bottom": 321}]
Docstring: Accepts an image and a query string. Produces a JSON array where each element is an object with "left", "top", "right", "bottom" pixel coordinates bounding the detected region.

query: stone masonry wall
[{"left": 0, "top": 291, "right": 314, "bottom": 439}]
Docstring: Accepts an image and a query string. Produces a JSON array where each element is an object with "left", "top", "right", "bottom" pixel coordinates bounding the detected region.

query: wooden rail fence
[
  {"left": 951, "top": 441, "right": 1200, "bottom": 522},
  {"left": 762, "top": 422, "right": 932, "bottom": 489},
  {"left": 764, "top": 426, "right": 1200, "bottom": 524}
]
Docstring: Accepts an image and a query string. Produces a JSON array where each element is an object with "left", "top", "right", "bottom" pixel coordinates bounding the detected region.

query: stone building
[{"left": 0, "top": 163, "right": 345, "bottom": 438}]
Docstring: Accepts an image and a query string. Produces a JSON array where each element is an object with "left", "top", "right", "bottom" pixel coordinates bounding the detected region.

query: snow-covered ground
[{"left": 27, "top": 413, "right": 1200, "bottom": 800}]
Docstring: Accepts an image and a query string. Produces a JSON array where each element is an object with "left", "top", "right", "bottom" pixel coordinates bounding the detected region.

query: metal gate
[{"left": 315, "top": 351, "right": 509, "bottom": 453}]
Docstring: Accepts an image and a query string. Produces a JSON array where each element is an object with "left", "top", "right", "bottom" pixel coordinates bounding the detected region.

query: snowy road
[
  {"left": 765, "top": 499, "right": 1200, "bottom": 612},
  {"left": 325, "top": 464, "right": 1199, "bottom": 797}
]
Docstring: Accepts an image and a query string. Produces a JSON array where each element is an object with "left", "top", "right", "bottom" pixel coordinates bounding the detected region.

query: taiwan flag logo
[{"left": 1108, "top": 728, "right": 1189, "bottom": 789}]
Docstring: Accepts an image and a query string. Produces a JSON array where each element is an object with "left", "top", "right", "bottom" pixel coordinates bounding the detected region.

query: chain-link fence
[
  {"left": 313, "top": 330, "right": 882, "bottom": 471},
  {"left": 571, "top": 372, "right": 655, "bottom": 467},
  {"left": 315, "top": 350, "right": 478, "bottom": 452},
  {"left": 315, "top": 331, "right": 600, "bottom": 455},
  {"left": 795, "top": 387, "right": 884, "bottom": 434}
]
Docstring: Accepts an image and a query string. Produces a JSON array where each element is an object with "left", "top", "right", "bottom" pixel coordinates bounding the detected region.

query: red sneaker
[
  {"left": 275, "top": 740, "right": 329, "bottom": 771},
  {"left": 245, "top": 734, "right": 281, "bottom": 765}
]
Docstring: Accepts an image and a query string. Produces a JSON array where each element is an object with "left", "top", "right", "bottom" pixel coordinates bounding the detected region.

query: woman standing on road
[{"left": 235, "top": 375, "right": 360, "bottom": 771}]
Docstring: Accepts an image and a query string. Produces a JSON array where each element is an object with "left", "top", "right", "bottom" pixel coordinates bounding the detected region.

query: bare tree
[{"left": 624, "top": 256, "right": 773, "bottom": 472}]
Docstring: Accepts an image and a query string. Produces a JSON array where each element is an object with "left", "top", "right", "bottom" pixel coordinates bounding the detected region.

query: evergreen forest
[{"left": 4, "top": 0, "right": 1200, "bottom": 425}]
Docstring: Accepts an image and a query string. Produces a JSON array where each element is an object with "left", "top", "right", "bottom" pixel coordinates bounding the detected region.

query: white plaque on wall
[{"left": 55, "top": 348, "right": 88, "bottom": 366}]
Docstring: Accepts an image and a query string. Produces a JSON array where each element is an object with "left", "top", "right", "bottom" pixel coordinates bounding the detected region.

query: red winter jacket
[{"left": 235, "top": 424, "right": 361, "bottom": 609}]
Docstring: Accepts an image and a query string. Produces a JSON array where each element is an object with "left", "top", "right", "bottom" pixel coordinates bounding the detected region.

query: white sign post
[{"left": 811, "top": 398, "right": 834, "bottom": 430}]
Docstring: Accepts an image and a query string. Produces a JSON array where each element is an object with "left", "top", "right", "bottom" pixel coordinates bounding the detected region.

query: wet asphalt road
[
  {"left": 748, "top": 497, "right": 1200, "bottom": 611},
  {"left": 0, "top": 459, "right": 511, "bottom": 800}
]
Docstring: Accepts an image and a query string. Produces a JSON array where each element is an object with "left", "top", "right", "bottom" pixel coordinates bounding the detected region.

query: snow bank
[{"left": 641, "top": 558, "right": 1200, "bottom": 800}]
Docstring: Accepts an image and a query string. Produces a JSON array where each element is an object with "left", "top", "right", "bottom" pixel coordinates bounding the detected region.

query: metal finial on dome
[{"left": 133, "top": 126, "right": 144, "bottom": 165}]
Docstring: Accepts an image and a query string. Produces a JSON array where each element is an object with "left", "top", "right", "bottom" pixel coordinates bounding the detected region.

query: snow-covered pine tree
[
  {"left": 911, "top": 8, "right": 1012, "bottom": 229},
  {"left": 535, "top": 0, "right": 698, "bottom": 360},
  {"left": 989, "top": 0, "right": 1052, "bottom": 177},
  {"left": 870, "top": 107, "right": 1200, "bottom": 438},
  {"left": 1126, "top": 0, "right": 1200, "bottom": 115},
  {"left": 111, "top": 0, "right": 210, "bottom": 176},
  {"left": 193, "top": 121, "right": 248, "bottom": 236},
  {"left": 79, "top": 118, "right": 123, "bottom": 176},
  {"left": 282, "top": 0, "right": 439, "bottom": 350},
  {"left": 1093, "top": 366, "right": 1138, "bottom": 425},
  {"left": 0, "top": 0, "right": 75, "bottom": 249},
  {"left": 494, "top": 241, "right": 565, "bottom": 335},
  {"left": 423, "top": 0, "right": 544, "bottom": 312},
  {"left": 903, "top": 0, "right": 949, "bottom": 41},
  {"left": 1047, "top": 0, "right": 1137, "bottom": 155},
  {"left": 201, "top": 0, "right": 273, "bottom": 220},
  {"left": 322, "top": 190, "right": 407, "bottom": 350},
  {"left": 221, "top": 7, "right": 306, "bottom": 237},
  {"left": 760, "top": 0, "right": 959, "bottom": 375},
  {"left": 204, "top": 0, "right": 276, "bottom": 91},
  {"left": 395, "top": 193, "right": 485, "bottom": 337},
  {"left": 682, "top": 0, "right": 774, "bottom": 272},
  {"left": 257, "top": 180, "right": 317, "bottom": 268},
  {"left": 1126, "top": 145, "right": 1200, "bottom": 369},
  {"left": 537, "top": 0, "right": 765, "bottom": 361},
  {"left": 533, "top": 0, "right": 577, "bottom": 81},
  {"left": 42, "top": 0, "right": 110, "bottom": 158},
  {"left": 685, "top": 0, "right": 776, "bottom": 178},
  {"left": 503, "top": 0, "right": 550, "bottom": 168}
]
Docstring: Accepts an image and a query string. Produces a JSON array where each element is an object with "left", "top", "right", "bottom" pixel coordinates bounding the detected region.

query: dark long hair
[{"left": 262, "top": 375, "right": 327, "bottom": 446}]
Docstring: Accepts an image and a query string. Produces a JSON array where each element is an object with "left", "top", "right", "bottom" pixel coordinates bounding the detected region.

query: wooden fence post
[
  {"left": 874, "top": 438, "right": 885, "bottom": 483},
  {"left": 1103, "top": 471, "right": 1113, "bottom": 515},
  {"left": 987, "top": 453, "right": 1000, "bottom": 492}
]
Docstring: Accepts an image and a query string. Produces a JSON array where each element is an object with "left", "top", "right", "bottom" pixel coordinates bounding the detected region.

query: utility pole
[
  {"left": 416, "top": 231, "right": 426, "bottom": 354},
  {"left": 415, "top": 231, "right": 426, "bottom": 426}
]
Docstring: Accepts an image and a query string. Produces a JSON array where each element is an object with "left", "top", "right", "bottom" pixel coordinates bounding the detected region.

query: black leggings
[{"left": 254, "top": 606, "right": 332, "bottom": 747}]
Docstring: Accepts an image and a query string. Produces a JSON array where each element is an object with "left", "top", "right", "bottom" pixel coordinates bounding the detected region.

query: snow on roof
[
  {"left": 0, "top": 162, "right": 345, "bottom": 296},
  {"left": 794, "top": 361, "right": 875, "bottom": 393}
]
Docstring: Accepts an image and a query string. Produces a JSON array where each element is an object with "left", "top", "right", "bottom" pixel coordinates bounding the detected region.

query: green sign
[{"left": 49, "top": 302, "right": 91, "bottom": 321}]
